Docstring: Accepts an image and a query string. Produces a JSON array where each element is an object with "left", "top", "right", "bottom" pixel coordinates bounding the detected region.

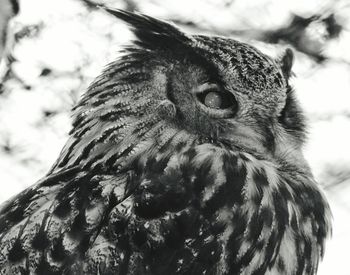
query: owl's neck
[{"left": 237, "top": 154, "right": 330, "bottom": 274}]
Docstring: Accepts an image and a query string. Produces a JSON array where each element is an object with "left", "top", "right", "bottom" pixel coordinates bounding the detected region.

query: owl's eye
[
  {"left": 194, "top": 83, "right": 238, "bottom": 118},
  {"left": 204, "top": 92, "right": 222, "bottom": 109}
]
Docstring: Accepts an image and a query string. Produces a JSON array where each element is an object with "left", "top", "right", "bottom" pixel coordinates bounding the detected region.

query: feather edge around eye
[{"left": 193, "top": 83, "right": 238, "bottom": 118}]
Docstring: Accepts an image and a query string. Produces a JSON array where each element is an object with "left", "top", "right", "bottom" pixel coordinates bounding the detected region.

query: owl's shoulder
[{"left": 0, "top": 168, "right": 132, "bottom": 273}]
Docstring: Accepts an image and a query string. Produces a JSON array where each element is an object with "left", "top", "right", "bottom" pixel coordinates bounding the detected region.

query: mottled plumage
[{"left": 0, "top": 9, "right": 331, "bottom": 275}]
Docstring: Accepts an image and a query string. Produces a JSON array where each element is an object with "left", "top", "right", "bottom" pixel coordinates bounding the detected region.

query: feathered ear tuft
[
  {"left": 278, "top": 48, "right": 294, "bottom": 81},
  {"left": 102, "top": 7, "right": 192, "bottom": 50}
]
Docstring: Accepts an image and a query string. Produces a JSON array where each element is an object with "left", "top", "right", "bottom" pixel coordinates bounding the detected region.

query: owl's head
[{"left": 54, "top": 9, "right": 307, "bottom": 172}]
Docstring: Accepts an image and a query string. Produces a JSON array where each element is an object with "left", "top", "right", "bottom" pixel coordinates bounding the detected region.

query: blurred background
[{"left": 0, "top": 0, "right": 349, "bottom": 273}]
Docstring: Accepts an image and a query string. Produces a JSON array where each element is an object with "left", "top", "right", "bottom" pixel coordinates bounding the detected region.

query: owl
[{"left": 0, "top": 8, "right": 331, "bottom": 275}]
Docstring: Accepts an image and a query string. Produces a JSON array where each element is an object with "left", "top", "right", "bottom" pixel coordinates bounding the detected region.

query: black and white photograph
[{"left": 0, "top": 0, "right": 349, "bottom": 274}]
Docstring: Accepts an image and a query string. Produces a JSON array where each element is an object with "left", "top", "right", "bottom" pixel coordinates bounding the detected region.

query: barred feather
[{"left": 0, "top": 8, "right": 331, "bottom": 275}]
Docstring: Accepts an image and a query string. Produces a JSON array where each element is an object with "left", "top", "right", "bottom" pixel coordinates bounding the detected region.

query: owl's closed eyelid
[
  {"left": 197, "top": 104, "right": 236, "bottom": 119},
  {"left": 191, "top": 83, "right": 220, "bottom": 95}
]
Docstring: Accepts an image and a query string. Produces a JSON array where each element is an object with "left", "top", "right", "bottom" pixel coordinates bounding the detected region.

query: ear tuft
[
  {"left": 101, "top": 7, "right": 191, "bottom": 50},
  {"left": 278, "top": 48, "right": 294, "bottom": 81}
]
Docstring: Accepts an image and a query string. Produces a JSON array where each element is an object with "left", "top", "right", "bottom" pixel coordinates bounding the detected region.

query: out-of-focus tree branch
[
  {"left": 0, "top": 0, "right": 19, "bottom": 62},
  {"left": 172, "top": 12, "right": 345, "bottom": 63},
  {"left": 261, "top": 13, "right": 343, "bottom": 62},
  {"left": 77, "top": 0, "right": 139, "bottom": 12}
]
